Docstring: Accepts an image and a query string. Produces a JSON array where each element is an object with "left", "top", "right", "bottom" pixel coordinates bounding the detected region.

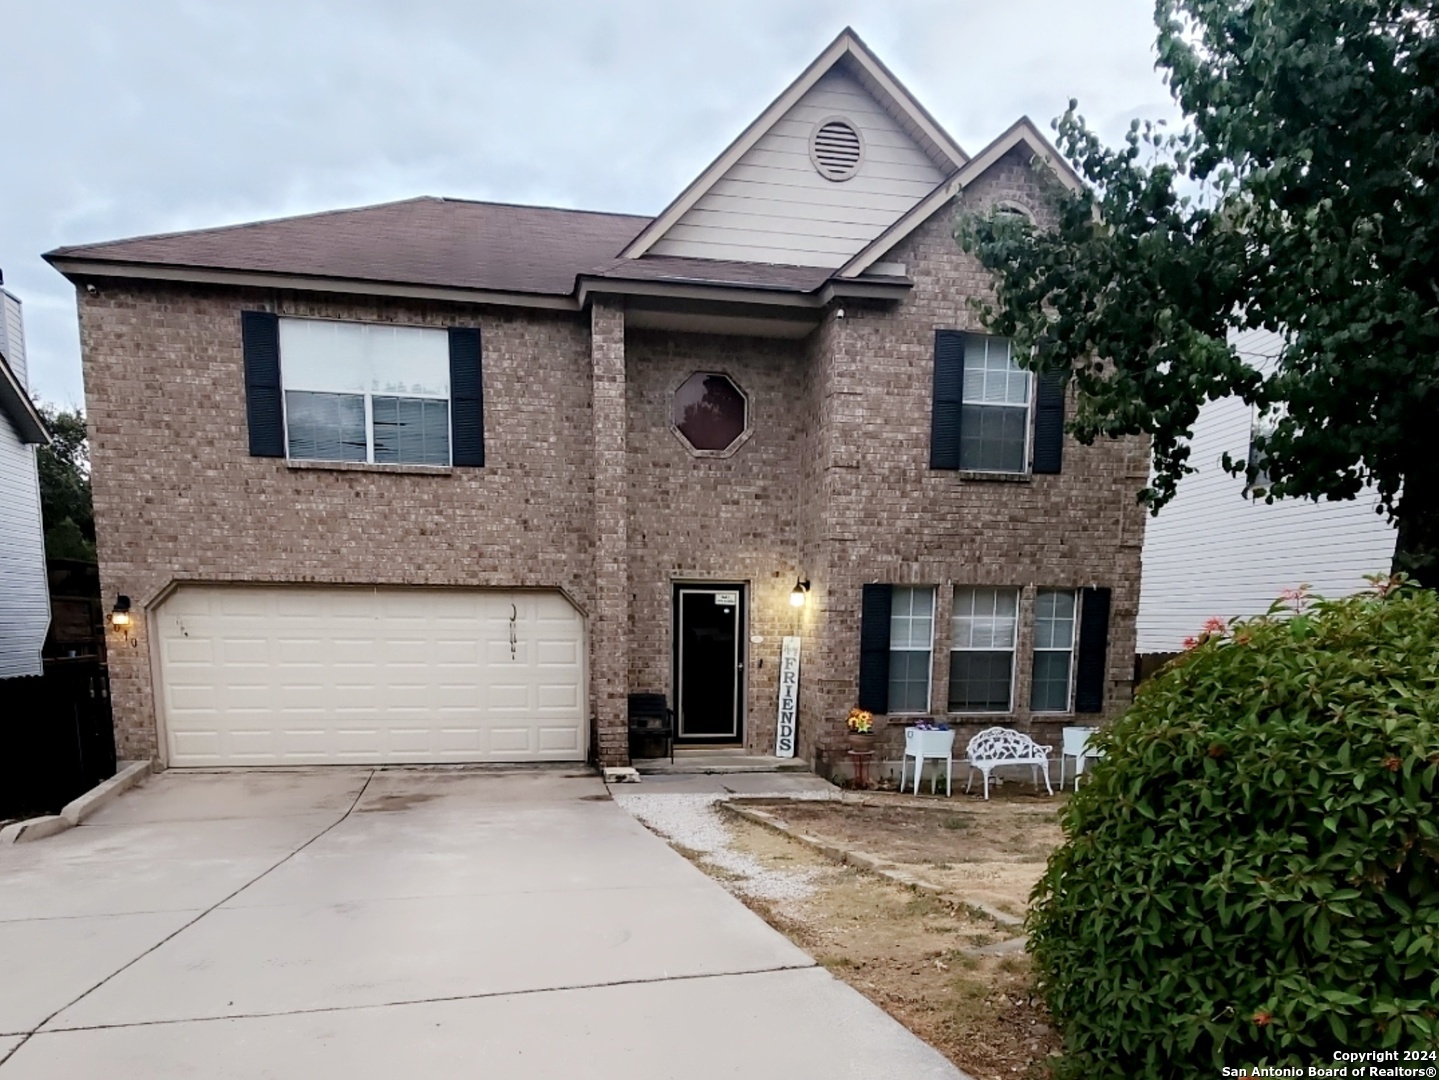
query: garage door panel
[
  {"left": 487, "top": 683, "right": 534, "bottom": 710},
  {"left": 535, "top": 638, "right": 581, "bottom": 665},
  {"left": 485, "top": 640, "right": 526, "bottom": 665},
  {"left": 488, "top": 727, "right": 535, "bottom": 754},
  {"left": 536, "top": 684, "right": 581, "bottom": 711},
  {"left": 538, "top": 726, "right": 582, "bottom": 752},
  {"left": 227, "top": 729, "right": 278, "bottom": 756},
  {"left": 211, "top": 590, "right": 269, "bottom": 617},
  {"left": 158, "top": 586, "right": 586, "bottom": 767},
  {"left": 171, "top": 730, "right": 221, "bottom": 759}
]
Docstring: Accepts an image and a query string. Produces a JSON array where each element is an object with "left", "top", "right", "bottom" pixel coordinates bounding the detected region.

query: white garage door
[{"left": 154, "top": 585, "right": 586, "bottom": 767}]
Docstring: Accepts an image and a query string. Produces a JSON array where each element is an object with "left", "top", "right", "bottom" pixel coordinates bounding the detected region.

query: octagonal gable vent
[{"left": 809, "top": 118, "right": 864, "bottom": 181}]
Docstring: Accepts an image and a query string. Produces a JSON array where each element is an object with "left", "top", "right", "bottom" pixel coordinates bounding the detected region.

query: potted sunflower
[{"left": 845, "top": 707, "right": 874, "bottom": 752}]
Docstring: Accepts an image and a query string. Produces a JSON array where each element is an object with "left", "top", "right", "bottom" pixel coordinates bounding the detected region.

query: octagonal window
[{"left": 673, "top": 372, "right": 748, "bottom": 453}]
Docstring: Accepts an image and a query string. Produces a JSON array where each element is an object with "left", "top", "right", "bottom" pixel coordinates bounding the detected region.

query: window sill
[
  {"left": 285, "top": 460, "right": 453, "bottom": 477},
  {"left": 957, "top": 470, "right": 1032, "bottom": 484}
]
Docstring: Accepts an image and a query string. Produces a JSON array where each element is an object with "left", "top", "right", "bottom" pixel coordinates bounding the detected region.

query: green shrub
[{"left": 1030, "top": 583, "right": 1439, "bottom": 1078}]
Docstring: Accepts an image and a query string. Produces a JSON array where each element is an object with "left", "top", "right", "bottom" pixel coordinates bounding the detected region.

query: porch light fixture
[
  {"left": 790, "top": 579, "right": 811, "bottom": 608},
  {"left": 110, "top": 595, "right": 132, "bottom": 629}
]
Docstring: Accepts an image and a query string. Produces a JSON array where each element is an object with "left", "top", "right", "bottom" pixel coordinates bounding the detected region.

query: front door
[{"left": 674, "top": 584, "right": 745, "bottom": 742}]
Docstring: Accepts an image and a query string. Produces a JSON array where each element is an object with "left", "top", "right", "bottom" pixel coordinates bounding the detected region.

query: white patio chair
[
  {"left": 964, "top": 727, "right": 1054, "bottom": 800},
  {"left": 898, "top": 727, "right": 956, "bottom": 796},
  {"left": 1059, "top": 725, "right": 1100, "bottom": 791}
]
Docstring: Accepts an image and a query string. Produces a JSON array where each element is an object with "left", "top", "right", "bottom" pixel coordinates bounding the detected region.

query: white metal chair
[
  {"left": 965, "top": 726, "right": 1054, "bottom": 799},
  {"left": 1059, "top": 725, "right": 1100, "bottom": 790},
  {"left": 899, "top": 727, "right": 956, "bottom": 796}
]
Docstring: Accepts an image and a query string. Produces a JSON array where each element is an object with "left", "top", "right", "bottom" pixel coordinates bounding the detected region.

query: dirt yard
[
  {"left": 634, "top": 787, "right": 1070, "bottom": 1080},
  {"left": 744, "top": 792, "right": 1065, "bottom": 921}
]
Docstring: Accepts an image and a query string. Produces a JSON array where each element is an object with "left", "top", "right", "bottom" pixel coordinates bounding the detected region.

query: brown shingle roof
[{"left": 46, "top": 197, "right": 653, "bottom": 297}]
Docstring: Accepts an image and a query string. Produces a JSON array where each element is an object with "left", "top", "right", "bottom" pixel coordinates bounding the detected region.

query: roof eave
[
  {"left": 576, "top": 274, "right": 910, "bottom": 310},
  {"left": 0, "top": 352, "right": 50, "bottom": 446},
  {"left": 836, "top": 116, "right": 1085, "bottom": 278},
  {"left": 45, "top": 257, "right": 583, "bottom": 312},
  {"left": 45, "top": 252, "right": 912, "bottom": 320}
]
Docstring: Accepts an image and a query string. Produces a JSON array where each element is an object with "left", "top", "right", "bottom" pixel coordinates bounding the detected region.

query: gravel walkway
[{"left": 613, "top": 790, "right": 832, "bottom": 903}]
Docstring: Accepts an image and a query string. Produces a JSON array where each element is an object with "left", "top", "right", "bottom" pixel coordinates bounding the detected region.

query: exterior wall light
[
  {"left": 790, "top": 579, "right": 811, "bottom": 608},
  {"left": 110, "top": 595, "right": 133, "bottom": 629}
]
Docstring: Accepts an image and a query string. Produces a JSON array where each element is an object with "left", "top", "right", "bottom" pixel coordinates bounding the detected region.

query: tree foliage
[
  {"left": 1030, "top": 584, "right": 1439, "bottom": 1077},
  {"left": 956, "top": 0, "right": 1439, "bottom": 582},
  {"left": 36, "top": 403, "right": 95, "bottom": 562}
]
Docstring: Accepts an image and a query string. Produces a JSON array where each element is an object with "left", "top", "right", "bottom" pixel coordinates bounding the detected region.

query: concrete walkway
[{"left": 0, "top": 767, "right": 965, "bottom": 1078}]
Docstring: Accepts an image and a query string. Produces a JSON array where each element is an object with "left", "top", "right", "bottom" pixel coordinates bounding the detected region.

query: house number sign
[{"left": 775, "top": 636, "right": 800, "bottom": 759}]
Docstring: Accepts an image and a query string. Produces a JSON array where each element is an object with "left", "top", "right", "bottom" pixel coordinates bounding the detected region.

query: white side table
[
  {"left": 899, "top": 727, "right": 956, "bottom": 796},
  {"left": 1060, "top": 726, "right": 1101, "bottom": 790}
]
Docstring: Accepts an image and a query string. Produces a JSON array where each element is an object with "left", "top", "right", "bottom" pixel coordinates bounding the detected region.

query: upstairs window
[
  {"left": 960, "top": 336, "right": 1030, "bottom": 473},
  {"left": 279, "top": 319, "right": 451, "bottom": 466}
]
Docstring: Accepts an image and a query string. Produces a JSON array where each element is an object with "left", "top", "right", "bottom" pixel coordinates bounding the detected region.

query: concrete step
[{"left": 633, "top": 750, "right": 811, "bottom": 775}]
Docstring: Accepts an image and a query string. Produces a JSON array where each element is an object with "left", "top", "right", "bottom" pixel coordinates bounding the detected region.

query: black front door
[{"left": 674, "top": 584, "right": 745, "bottom": 741}]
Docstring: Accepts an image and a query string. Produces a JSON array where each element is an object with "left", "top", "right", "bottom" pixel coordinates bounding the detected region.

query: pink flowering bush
[{"left": 1029, "top": 581, "right": 1439, "bottom": 1078}]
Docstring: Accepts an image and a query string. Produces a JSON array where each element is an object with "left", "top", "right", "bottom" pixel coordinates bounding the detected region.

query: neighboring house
[
  {"left": 46, "top": 28, "right": 1147, "bottom": 772},
  {"left": 0, "top": 278, "right": 53, "bottom": 678},
  {"left": 1137, "top": 327, "right": 1397, "bottom": 655}
]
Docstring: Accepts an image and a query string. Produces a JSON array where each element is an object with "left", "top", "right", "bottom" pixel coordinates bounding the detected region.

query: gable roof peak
[
  {"left": 619, "top": 27, "right": 967, "bottom": 261},
  {"left": 836, "top": 114, "right": 1085, "bottom": 278}
]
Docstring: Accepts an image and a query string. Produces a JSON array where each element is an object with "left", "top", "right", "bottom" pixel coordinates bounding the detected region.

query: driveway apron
[{"left": 0, "top": 768, "right": 967, "bottom": 1079}]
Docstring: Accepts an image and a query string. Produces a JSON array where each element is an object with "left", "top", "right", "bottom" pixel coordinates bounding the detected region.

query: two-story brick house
[{"left": 46, "top": 29, "right": 1146, "bottom": 773}]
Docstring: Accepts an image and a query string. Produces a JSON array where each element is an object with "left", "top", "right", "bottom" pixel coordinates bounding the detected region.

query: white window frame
[
  {"left": 1244, "top": 405, "right": 1281, "bottom": 497},
  {"left": 1030, "top": 588, "right": 1078, "bottom": 714},
  {"left": 948, "top": 586, "right": 1020, "bottom": 715},
  {"left": 960, "top": 335, "right": 1033, "bottom": 475},
  {"left": 278, "top": 317, "right": 453, "bottom": 467},
  {"left": 887, "top": 586, "right": 935, "bottom": 714}
]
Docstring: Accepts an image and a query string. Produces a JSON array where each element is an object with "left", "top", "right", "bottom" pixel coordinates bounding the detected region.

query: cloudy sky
[{"left": 2, "top": 0, "right": 1178, "bottom": 408}]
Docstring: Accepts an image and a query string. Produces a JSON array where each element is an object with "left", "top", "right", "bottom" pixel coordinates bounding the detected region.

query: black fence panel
[{"left": 0, "top": 660, "right": 115, "bottom": 819}]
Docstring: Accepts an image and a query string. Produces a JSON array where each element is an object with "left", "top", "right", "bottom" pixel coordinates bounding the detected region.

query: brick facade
[
  {"left": 78, "top": 153, "right": 1146, "bottom": 770},
  {"left": 80, "top": 285, "right": 597, "bottom": 761}
]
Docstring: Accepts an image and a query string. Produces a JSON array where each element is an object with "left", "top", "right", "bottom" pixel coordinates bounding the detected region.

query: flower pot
[{"left": 845, "top": 732, "right": 875, "bottom": 753}]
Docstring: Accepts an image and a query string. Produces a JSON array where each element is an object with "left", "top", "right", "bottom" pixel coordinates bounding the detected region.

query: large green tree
[
  {"left": 957, "top": 0, "right": 1439, "bottom": 583},
  {"left": 36, "top": 403, "right": 95, "bottom": 562}
]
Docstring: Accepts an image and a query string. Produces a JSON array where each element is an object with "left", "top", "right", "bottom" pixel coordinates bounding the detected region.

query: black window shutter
[
  {"left": 1074, "top": 587, "right": 1112, "bottom": 713},
  {"left": 449, "top": 327, "right": 485, "bottom": 467},
  {"left": 857, "top": 584, "right": 893, "bottom": 713},
  {"left": 1032, "top": 371, "right": 1065, "bottom": 474},
  {"left": 929, "top": 330, "right": 965, "bottom": 470},
  {"left": 240, "top": 311, "right": 283, "bottom": 457}
]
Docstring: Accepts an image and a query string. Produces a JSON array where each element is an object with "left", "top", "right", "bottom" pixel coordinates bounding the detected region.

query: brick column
[{"left": 590, "top": 299, "right": 629, "bottom": 766}]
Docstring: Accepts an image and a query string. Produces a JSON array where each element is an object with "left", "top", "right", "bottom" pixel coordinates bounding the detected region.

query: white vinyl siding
[
  {"left": 1137, "top": 328, "right": 1397, "bottom": 652},
  {"left": 154, "top": 585, "right": 586, "bottom": 766},
  {"left": 887, "top": 586, "right": 934, "bottom": 713},
  {"left": 649, "top": 68, "right": 946, "bottom": 267},
  {"left": 279, "top": 319, "right": 451, "bottom": 466},
  {"left": 0, "top": 291, "right": 26, "bottom": 388},
  {"left": 0, "top": 410, "right": 50, "bottom": 678}
]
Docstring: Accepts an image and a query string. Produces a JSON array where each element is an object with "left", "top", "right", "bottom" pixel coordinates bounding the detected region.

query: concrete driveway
[{"left": 0, "top": 768, "right": 966, "bottom": 1078}]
